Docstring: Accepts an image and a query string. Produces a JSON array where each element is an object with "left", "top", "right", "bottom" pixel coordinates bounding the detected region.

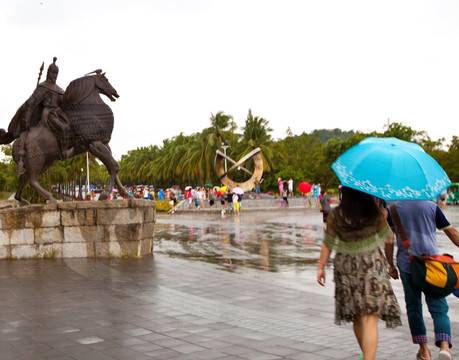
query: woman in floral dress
[{"left": 317, "top": 186, "right": 401, "bottom": 360}]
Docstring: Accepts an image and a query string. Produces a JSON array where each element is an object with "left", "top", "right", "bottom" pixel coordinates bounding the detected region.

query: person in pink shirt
[{"left": 278, "top": 177, "right": 284, "bottom": 196}]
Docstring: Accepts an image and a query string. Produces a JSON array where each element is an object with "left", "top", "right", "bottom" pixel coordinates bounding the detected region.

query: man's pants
[{"left": 399, "top": 268, "right": 451, "bottom": 347}]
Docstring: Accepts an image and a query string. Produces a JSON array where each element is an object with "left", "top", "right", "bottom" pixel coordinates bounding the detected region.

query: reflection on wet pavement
[
  {"left": 154, "top": 210, "right": 325, "bottom": 272},
  {"left": 154, "top": 206, "right": 459, "bottom": 273}
]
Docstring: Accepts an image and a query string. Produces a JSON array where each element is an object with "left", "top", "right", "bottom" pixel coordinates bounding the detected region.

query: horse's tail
[{"left": 0, "top": 129, "right": 14, "bottom": 145}]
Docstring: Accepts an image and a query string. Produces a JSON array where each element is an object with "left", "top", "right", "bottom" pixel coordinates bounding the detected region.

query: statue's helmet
[{"left": 46, "top": 57, "right": 59, "bottom": 81}]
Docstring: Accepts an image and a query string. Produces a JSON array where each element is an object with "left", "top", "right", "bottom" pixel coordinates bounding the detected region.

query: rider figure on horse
[
  {"left": 8, "top": 57, "right": 70, "bottom": 175},
  {"left": 0, "top": 59, "right": 132, "bottom": 204}
]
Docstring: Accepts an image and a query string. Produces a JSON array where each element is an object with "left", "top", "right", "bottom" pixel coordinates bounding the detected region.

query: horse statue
[{"left": 0, "top": 70, "right": 133, "bottom": 205}]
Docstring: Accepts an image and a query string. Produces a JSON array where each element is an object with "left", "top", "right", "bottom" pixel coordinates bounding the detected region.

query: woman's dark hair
[{"left": 337, "top": 186, "right": 381, "bottom": 229}]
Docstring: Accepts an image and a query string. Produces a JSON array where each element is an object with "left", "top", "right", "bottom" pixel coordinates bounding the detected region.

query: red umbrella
[{"left": 298, "top": 181, "right": 311, "bottom": 194}]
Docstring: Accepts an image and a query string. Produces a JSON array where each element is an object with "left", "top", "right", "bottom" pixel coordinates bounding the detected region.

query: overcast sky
[{"left": 1, "top": 0, "right": 458, "bottom": 160}]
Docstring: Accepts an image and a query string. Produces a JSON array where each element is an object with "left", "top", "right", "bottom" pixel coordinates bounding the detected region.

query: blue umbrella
[{"left": 331, "top": 137, "right": 451, "bottom": 200}]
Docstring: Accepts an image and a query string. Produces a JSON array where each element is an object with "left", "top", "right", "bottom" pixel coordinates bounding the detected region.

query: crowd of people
[
  {"left": 125, "top": 185, "right": 244, "bottom": 214},
  {"left": 184, "top": 186, "right": 218, "bottom": 210},
  {"left": 106, "top": 178, "right": 333, "bottom": 216},
  {"left": 276, "top": 177, "right": 326, "bottom": 208}
]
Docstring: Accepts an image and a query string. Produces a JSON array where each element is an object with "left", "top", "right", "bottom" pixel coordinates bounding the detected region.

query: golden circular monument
[{"left": 214, "top": 147, "right": 263, "bottom": 192}]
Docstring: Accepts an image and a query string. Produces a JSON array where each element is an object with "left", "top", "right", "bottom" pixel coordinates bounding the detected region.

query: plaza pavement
[{"left": 1, "top": 253, "right": 459, "bottom": 359}]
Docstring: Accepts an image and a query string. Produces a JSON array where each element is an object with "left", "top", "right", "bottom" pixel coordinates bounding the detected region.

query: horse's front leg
[
  {"left": 102, "top": 143, "right": 134, "bottom": 200},
  {"left": 88, "top": 141, "right": 134, "bottom": 200},
  {"left": 88, "top": 141, "right": 117, "bottom": 197},
  {"left": 114, "top": 175, "right": 134, "bottom": 200}
]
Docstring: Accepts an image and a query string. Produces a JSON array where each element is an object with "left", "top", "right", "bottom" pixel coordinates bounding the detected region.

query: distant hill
[{"left": 310, "top": 128, "right": 356, "bottom": 143}]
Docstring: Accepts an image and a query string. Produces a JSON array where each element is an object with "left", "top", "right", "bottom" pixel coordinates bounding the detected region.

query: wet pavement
[
  {"left": 0, "top": 207, "right": 459, "bottom": 359},
  {"left": 155, "top": 207, "right": 459, "bottom": 273},
  {"left": 154, "top": 209, "right": 325, "bottom": 273}
]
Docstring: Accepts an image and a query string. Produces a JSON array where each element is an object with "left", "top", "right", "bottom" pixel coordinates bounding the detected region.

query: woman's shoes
[
  {"left": 438, "top": 350, "right": 452, "bottom": 360},
  {"left": 415, "top": 349, "right": 452, "bottom": 360},
  {"left": 416, "top": 351, "right": 431, "bottom": 360}
]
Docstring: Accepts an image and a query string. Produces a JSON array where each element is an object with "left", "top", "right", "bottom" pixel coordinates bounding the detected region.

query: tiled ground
[{"left": 0, "top": 254, "right": 458, "bottom": 359}]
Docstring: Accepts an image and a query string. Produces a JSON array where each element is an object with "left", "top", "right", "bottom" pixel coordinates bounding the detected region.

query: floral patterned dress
[{"left": 324, "top": 209, "right": 402, "bottom": 329}]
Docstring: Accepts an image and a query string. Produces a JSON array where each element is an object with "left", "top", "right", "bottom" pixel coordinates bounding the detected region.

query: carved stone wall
[{"left": 0, "top": 200, "right": 155, "bottom": 259}]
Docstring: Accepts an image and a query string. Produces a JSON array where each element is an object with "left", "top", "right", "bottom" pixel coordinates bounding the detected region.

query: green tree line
[{"left": 1, "top": 110, "right": 458, "bottom": 202}]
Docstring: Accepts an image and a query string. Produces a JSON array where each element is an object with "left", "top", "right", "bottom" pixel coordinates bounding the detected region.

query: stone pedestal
[{"left": 0, "top": 200, "right": 155, "bottom": 259}]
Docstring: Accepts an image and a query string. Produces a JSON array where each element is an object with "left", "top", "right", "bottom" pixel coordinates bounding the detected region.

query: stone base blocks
[{"left": 0, "top": 200, "right": 155, "bottom": 259}]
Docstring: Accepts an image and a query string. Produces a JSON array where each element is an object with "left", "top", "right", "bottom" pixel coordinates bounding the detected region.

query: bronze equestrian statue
[{"left": 0, "top": 58, "right": 134, "bottom": 205}]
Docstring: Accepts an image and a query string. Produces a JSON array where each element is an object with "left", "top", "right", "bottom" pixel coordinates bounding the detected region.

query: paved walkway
[{"left": 1, "top": 254, "right": 459, "bottom": 359}]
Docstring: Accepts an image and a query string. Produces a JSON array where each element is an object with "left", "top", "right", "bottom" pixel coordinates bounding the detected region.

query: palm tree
[
  {"left": 146, "top": 138, "right": 180, "bottom": 186},
  {"left": 209, "top": 111, "right": 236, "bottom": 144},
  {"left": 118, "top": 146, "right": 158, "bottom": 185},
  {"left": 183, "top": 112, "right": 235, "bottom": 185},
  {"left": 64, "top": 154, "right": 89, "bottom": 199},
  {"left": 239, "top": 109, "right": 277, "bottom": 173}
]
